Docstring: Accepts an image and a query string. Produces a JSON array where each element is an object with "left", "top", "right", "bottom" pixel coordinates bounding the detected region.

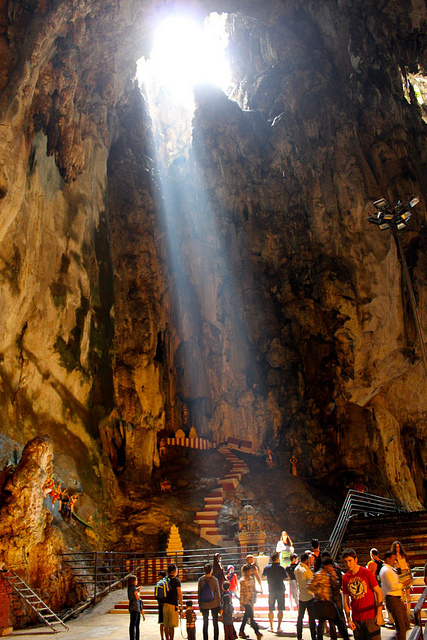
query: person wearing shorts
[
  {"left": 262, "top": 552, "right": 288, "bottom": 632},
  {"left": 163, "top": 563, "right": 183, "bottom": 640}
]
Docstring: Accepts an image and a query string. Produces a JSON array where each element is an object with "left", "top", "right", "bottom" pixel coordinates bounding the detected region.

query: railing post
[
  {"left": 109, "top": 552, "right": 112, "bottom": 593},
  {"left": 93, "top": 551, "right": 98, "bottom": 602}
]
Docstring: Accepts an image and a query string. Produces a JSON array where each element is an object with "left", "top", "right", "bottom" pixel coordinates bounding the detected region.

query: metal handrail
[
  {"left": 414, "top": 586, "right": 427, "bottom": 628},
  {"left": 62, "top": 540, "right": 330, "bottom": 598},
  {"left": 327, "top": 490, "right": 404, "bottom": 560},
  {"left": 408, "top": 626, "right": 422, "bottom": 640}
]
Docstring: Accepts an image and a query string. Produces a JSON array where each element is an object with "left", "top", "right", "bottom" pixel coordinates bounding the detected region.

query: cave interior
[{"left": 0, "top": 0, "right": 427, "bottom": 625}]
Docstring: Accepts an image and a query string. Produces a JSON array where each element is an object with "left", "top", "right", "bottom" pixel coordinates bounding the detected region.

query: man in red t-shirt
[{"left": 342, "top": 549, "right": 383, "bottom": 640}]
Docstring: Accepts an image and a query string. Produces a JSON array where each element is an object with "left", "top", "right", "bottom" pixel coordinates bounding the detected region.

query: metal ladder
[{"left": 2, "top": 570, "right": 68, "bottom": 633}]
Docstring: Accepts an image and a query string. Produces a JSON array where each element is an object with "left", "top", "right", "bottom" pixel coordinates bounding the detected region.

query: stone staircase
[
  {"left": 341, "top": 510, "right": 427, "bottom": 617},
  {"left": 193, "top": 446, "right": 249, "bottom": 546}
]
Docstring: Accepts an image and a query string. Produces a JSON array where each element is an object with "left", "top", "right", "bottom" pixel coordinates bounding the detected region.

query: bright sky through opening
[{"left": 137, "top": 13, "right": 231, "bottom": 110}]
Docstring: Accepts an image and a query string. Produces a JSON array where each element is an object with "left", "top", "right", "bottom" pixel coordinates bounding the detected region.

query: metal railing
[
  {"left": 62, "top": 540, "right": 329, "bottom": 601},
  {"left": 408, "top": 625, "right": 423, "bottom": 640},
  {"left": 327, "top": 490, "right": 404, "bottom": 560},
  {"left": 414, "top": 586, "right": 427, "bottom": 628}
]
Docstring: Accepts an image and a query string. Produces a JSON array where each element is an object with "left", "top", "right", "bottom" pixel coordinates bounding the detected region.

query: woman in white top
[
  {"left": 391, "top": 540, "right": 412, "bottom": 615},
  {"left": 276, "top": 531, "right": 294, "bottom": 568}
]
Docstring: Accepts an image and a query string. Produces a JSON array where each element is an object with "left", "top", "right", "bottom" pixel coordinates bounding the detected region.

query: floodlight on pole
[{"left": 367, "top": 196, "right": 427, "bottom": 377}]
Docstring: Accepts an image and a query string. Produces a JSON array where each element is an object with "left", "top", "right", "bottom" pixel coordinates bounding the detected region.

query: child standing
[
  {"left": 222, "top": 581, "right": 235, "bottom": 640},
  {"left": 227, "top": 566, "right": 239, "bottom": 597},
  {"left": 185, "top": 599, "right": 197, "bottom": 640}
]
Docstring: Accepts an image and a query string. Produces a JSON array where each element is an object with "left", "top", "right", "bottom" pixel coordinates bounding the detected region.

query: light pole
[{"left": 367, "top": 196, "right": 427, "bottom": 376}]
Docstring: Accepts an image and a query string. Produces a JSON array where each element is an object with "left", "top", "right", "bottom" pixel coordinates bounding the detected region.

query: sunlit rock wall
[
  {"left": 192, "top": 1, "right": 427, "bottom": 508},
  {"left": 0, "top": 436, "right": 83, "bottom": 626}
]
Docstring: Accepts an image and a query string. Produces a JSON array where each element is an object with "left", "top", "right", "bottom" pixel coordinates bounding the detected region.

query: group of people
[
  {"left": 264, "top": 537, "right": 414, "bottom": 640},
  {"left": 126, "top": 537, "right": 415, "bottom": 640}
]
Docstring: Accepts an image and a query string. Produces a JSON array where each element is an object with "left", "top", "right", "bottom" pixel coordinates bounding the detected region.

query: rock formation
[
  {"left": 0, "top": 0, "right": 426, "bottom": 616},
  {"left": 0, "top": 436, "right": 83, "bottom": 625}
]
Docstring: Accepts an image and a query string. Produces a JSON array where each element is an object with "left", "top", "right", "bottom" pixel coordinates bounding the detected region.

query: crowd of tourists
[{"left": 126, "top": 536, "right": 421, "bottom": 640}]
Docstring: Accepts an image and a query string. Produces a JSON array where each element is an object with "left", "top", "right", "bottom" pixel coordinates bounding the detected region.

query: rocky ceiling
[{"left": 1, "top": 0, "right": 427, "bottom": 601}]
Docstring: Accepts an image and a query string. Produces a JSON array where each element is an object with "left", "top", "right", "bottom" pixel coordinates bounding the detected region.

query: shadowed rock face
[{"left": 0, "top": 0, "right": 426, "bottom": 587}]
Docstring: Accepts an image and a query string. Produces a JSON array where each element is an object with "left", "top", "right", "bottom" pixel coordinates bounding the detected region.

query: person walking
[
  {"left": 295, "top": 552, "right": 316, "bottom": 640},
  {"left": 239, "top": 564, "right": 262, "bottom": 640},
  {"left": 198, "top": 563, "right": 221, "bottom": 640},
  {"left": 342, "top": 548, "right": 383, "bottom": 640},
  {"left": 309, "top": 558, "right": 349, "bottom": 640},
  {"left": 379, "top": 551, "right": 410, "bottom": 640},
  {"left": 163, "top": 563, "right": 183, "bottom": 640},
  {"left": 262, "top": 551, "right": 287, "bottom": 632},
  {"left": 128, "top": 575, "right": 145, "bottom": 640},
  {"left": 245, "top": 554, "right": 263, "bottom": 593}
]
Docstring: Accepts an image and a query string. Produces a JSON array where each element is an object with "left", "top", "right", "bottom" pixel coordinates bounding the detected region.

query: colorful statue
[
  {"left": 159, "top": 438, "right": 166, "bottom": 457},
  {"left": 160, "top": 479, "right": 172, "bottom": 492},
  {"left": 290, "top": 455, "right": 298, "bottom": 476},
  {"left": 69, "top": 494, "right": 78, "bottom": 513},
  {"left": 181, "top": 403, "right": 189, "bottom": 426},
  {"left": 265, "top": 448, "right": 274, "bottom": 467},
  {"left": 50, "top": 483, "right": 62, "bottom": 505},
  {"left": 42, "top": 477, "right": 54, "bottom": 498}
]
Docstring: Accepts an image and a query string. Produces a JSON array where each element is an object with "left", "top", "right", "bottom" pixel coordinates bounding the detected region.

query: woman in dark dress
[
  {"left": 128, "top": 574, "right": 145, "bottom": 640},
  {"left": 212, "top": 553, "right": 226, "bottom": 592}
]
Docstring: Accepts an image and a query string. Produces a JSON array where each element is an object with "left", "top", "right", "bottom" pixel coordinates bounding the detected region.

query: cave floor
[{"left": 9, "top": 585, "right": 402, "bottom": 639}]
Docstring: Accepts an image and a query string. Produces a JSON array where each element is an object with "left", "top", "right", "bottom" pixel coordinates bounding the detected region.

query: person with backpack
[
  {"left": 163, "top": 563, "right": 183, "bottom": 640},
  {"left": 155, "top": 570, "right": 168, "bottom": 640},
  {"left": 198, "top": 563, "right": 221, "bottom": 640},
  {"left": 366, "top": 549, "right": 383, "bottom": 585}
]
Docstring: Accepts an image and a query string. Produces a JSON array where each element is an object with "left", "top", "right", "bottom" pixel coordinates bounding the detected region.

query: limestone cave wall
[{"left": 0, "top": 0, "right": 426, "bottom": 607}]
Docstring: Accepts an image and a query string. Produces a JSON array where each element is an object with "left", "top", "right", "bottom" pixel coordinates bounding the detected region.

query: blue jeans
[
  {"left": 240, "top": 604, "right": 259, "bottom": 635},
  {"left": 129, "top": 610, "right": 141, "bottom": 640}
]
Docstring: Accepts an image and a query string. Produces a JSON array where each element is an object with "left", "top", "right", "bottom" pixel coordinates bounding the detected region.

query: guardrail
[
  {"left": 327, "top": 490, "right": 404, "bottom": 560},
  {"left": 414, "top": 586, "right": 427, "bottom": 628},
  {"left": 62, "top": 540, "right": 330, "bottom": 601},
  {"left": 62, "top": 547, "right": 249, "bottom": 601}
]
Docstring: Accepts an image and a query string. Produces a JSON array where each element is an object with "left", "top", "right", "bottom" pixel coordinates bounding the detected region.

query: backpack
[
  {"left": 155, "top": 577, "right": 170, "bottom": 602},
  {"left": 375, "top": 559, "right": 383, "bottom": 585},
  {"left": 200, "top": 577, "right": 215, "bottom": 603}
]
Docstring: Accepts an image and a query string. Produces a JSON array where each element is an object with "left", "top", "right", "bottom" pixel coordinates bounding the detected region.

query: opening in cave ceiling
[{"left": 137, "top": 12, "right": 232, "bottom": 111}]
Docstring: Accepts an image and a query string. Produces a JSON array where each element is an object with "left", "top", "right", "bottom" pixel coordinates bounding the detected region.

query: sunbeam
[{"left": 137, "top": 13, "right": 231, "bottom": 110}]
